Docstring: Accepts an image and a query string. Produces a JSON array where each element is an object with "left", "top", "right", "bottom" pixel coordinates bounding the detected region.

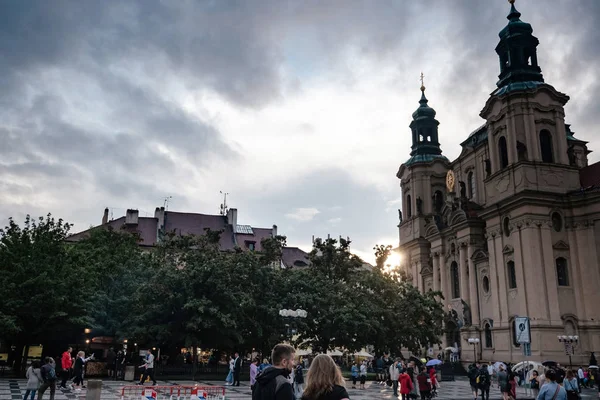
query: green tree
[
  {"left": 71, "top": 227, "right": 149, "bottom": 339},
  {"left": 0, "top": 215, "right": 90, "bottom": 371}
]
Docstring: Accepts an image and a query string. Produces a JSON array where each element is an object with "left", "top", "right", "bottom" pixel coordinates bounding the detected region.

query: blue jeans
[{"left": 23, "top": 389, "right": 36, "bottom": 400}]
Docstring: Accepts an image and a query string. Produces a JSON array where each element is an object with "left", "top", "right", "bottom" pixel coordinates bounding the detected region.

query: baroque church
[{"left": 396, "top": 1, "right": 600, "bottom": 364}]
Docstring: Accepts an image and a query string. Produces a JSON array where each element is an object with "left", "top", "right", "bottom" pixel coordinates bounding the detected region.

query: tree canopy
[{"left": 0, "top": 213, "right": 444, "bottom": 366}]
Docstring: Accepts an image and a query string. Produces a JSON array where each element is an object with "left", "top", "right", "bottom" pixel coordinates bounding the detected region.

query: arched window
[
  {"left": 485, "top": 323, "right": 493, "bottom": 348},
  {"left": 467, "top": 171, "right": 476, "bottom": 200},
  {"left": 434, "top": 190, "right": 444, "bottom": 213},
  {"left": 451, "top": 261, "right": 460, "bottom": 299},
  {"left": 540, "top": 130, "right": 554, "bottom": 163},
  {"left": 406, "top": 195, "right": 412, "bottom": 218},
  {"left": 507, "top": 261, "right": 517, "bottom": 289},
  {"left": 556, "top": 257, "right": 569, "bottom": 286},
  {"left": 499, "top": 136, "right": 509, "bottom": 169}
]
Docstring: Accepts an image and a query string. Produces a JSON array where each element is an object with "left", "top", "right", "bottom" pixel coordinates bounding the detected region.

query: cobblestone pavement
[{"left": 1, "top": 378, "right": 598, "bottom": 400}]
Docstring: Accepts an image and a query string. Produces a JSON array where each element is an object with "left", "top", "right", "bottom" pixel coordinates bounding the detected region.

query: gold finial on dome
[{"left": 420, "top": 72, "right": 425, "bottom": 92}]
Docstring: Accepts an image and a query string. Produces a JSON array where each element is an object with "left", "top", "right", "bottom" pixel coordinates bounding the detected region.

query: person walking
[
  {"left": 359, "top": 360, "right": 367, "bottom": 390},
  {"left": 390, "top": 359, "right": 400, "bottom": 397},
  {"left": 350, "top": 362, "right": 359, "bottom": 389},
  {"left": 225, "top": 356, "right": 234, "bottom": 386},
  {"left": 60, "top": 347, "right": 73, "bottom": 389},
  {"left": 468, "top": 363, "right": 479, "bottom": 400},
  {"left": 497, "top": 365, "right": 510, "bottom": 400},
  {"left": 417, "top": 369, "right": 431, "bottom": 400},
  {"left": 137, "top": 349, "right": 156, "bottom": 386},
  {"left": 72, "top": 351, "right": 94, "bottom": 390},
  {"left": 106, "top": 348, "right": 117, "bottom": 379},
  {"left": 300, "top": 354, "right": 349, "bottom": 400},
  {"left": 530, "top": 370, "right": 541, "bottom": 398},
  {"left": 23, "top": 361, "right": 43, "bottom": 400},
  {"left": 233, "top": 352, "right": 242, "bottom": 387},
  {"left": 478, "top": 363, "right": 491, "bottom": 400},
  {"left": 536, "top": 370, "right": 566, "bottom": 400},
  {"left": 38, "top": 357, "right": 57, "bottom": 400},
  {"left": 399, "top": 368, "right": 414, "bottom": 400},
  {"left": 250, "top": 359, "right": 259, "bottom": 392},
  {"left": 563, "top": 370, "right": 580, "bottom": 400},
  {"left": 294, "top": 362, "right": 305, "bottom": 399},
  {"left": 252, "top": 344, "right": 295, "bottom": 400}
]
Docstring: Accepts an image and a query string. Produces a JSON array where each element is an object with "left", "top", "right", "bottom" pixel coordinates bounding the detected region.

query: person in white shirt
[
  {"left": 138, "top": 349, "right": 156, "bottom": 386},
  {"left": 578, "top": 367, "right": 585, "bottom": 388},
  {"left": 359, "top": 360, "right": 367, "bottom": 390}
]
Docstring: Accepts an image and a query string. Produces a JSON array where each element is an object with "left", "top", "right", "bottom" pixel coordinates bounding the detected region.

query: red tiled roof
[
  {"left": 66, "top": 216, "right": 158, "bottom": 246},
  {"left": 281, "top": 247, "right": 310, "bottom": 268},
  {"left": 163, "top": 211, "right": 235, "bottom": 250},
  {"left": 580, "top": 162, "right": 600, "bottom": 187}
]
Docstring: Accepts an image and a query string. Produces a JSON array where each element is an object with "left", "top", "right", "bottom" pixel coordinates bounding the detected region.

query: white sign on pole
[{"left": 515, "top": 316, "right": 531, "bottom": 344}]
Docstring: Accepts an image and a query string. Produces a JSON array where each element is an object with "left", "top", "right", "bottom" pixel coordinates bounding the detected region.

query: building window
[
  {"left": 499, "top": 136, "right": 509, "bottom": 169},
  {"left": 511, "top": 319, "right": 521, "bottom": 348},
  {"left": 434, "top": 190, "right": 444, "bottom": 213},
  {"left": 552, "top": 212, "right": 563, "bottom": 232},
  {"left": 540, "top": 130, "right": 554, "bottom": 163},
  {"left": 467, "top": 171, "right": 476, "bottom": 200},
  {"left": 556, "top": 257, "right": 569, "bottom": 286},
  {"left": 451, "top": 261, "right": 460, "bottom": 299},
  {"left": 246, "top": 241, "right": 256, "bottom": 251},
  {"left": 484, "top": 323, "right": 493, "bottom": 348},
  {"left": 503, "top": 217, "right": 510, "bottom": 237},
  {"left": 482, "top": 276, "right": 490, "bottom": 294},
  {"left": 507, "top": 261, "right": 517, "bottom": 289},
  {"left": 406, "top": 195, "right": 412, "bottom": 217}
]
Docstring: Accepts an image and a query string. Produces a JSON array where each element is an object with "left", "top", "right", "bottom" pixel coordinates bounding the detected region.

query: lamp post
[
  {"left": 467, "top": 337, "right": 480, "bottom": 363},
  {"left": 279, "top": 309, "right": 307, "bottom": 341},
  {"left": 558, "top": 335, "right": 578, "bottom": 370}
]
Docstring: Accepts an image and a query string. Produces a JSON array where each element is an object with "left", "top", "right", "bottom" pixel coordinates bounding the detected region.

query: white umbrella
[
  {"left": 494, "top": 361, "right": 507, "bottom": 371},
  {"left": 444, "top": 347, "right": 458, "bottom": 353},
  {"left": 352, "top": 350, "right": 374, "bottom": 358},
  {"left": 327, "top": 350, "right": 343, "bottom": 357},
  {"left": 512, "top": 361, "right": 544, "bottom": 373},
  {"left": 295, "top": 349, "right": 311, "bottom": 356}
]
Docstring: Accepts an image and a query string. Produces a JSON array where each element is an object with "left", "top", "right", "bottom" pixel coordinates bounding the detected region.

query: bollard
[
  {"left": 125, "top": 365, "right": 135, "bottom": 381},
  {"left": 86, "top": 380, "right": 102, "bottom": 400}
]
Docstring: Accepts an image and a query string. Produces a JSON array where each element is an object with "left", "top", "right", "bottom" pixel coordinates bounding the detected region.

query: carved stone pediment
[
  {"left": 471, "top": 249, "right": 489, "bottom": 262},
  {"left": 502, "top": 244, "right": 514, "bottom": 254},
  {"left": 553, "top": 240, "right": 570, "bottom": 250}
]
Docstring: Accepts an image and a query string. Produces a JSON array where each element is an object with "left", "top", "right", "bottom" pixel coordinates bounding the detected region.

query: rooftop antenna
[
  {"left": 219, "top": 191, "right": 229, "bottom": 216},
  {"left": 164, "top": 196, "right": 172, "bottom": 211}
]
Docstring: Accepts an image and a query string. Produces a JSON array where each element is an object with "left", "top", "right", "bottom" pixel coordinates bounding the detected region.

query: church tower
[{"left": 397, "top": 77, "right": 449, "bottom": 291}]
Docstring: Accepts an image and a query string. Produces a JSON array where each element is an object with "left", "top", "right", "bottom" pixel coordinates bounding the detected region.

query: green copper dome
[{"left": 411, "top": 90, "right": 437, "bottom": 120}]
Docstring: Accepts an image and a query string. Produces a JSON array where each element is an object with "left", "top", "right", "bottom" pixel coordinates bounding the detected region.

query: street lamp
[
  {"left": 279, "top": 309, "right": 307, "bottom": 340},
  {"left": 558, "top": 335, "right": 578, "bottom": 370},
  {"left": 468, "top": 337, "right": 480, "bottom": 363}
]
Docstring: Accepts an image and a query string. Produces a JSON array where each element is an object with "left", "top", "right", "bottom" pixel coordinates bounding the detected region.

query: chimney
[
  {"left": 272, "top": 224, "right": 278, "bottom": 237},
  {"left": 125, "top": 209, "right": 139, "bottom": 225},
  {"left": 227, "top": 208, "right": 238, "bottom": 232},
  {"left": 102, "top": 207, "right": 109, "bottom": 225},
  {"left": 154, "top": 207, "right": 165, "bottom": 240}
]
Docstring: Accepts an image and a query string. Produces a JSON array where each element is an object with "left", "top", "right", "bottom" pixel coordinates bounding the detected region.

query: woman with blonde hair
[{"left": 301, "top": 354, "right": 349, "bottom": 400}]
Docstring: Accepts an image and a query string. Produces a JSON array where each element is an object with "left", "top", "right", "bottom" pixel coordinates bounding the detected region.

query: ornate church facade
[{"left": 396, "top": 1, "right": 600, "bottom": 364}]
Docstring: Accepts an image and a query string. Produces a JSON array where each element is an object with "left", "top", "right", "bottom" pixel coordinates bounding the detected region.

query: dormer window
[{"left": 245, "top": 241, "right": 256, "bottom": 251}]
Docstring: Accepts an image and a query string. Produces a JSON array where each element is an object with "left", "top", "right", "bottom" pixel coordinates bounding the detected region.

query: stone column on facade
[
  {"left": 417, "top": 261, "right": 424, "bottom": 293},
  {"left": 527, "top": 109, "right": 540, "bottom": 160},
  {"left": 507, "top": 112, "right": 518, "bottom": 164},
  {"left": 412, "top": 261, "right": 418, "bottom": 288},
  {"left": 439, "top": 257, "right": 448, "bottom": 308},
  {"left": 433, "top": 252, "right": 440, "bottom": 292},
  {"left": 459, "top": 241, "right": 470, "bottom": 305},
  {"left": 519, "top": 221, "right": 549, "bottom": 323},
  {"left": 585, "top": 223, "right": 600, "bottom": 322},
  {"left": 554, "top": 111, "right": 569, "bottom": 165},
  {"left": 467, "top": 243, "right": 480, "bottom": 326},
  {"left": 567, "top": 226, "right": 586, "bottom": 322},
  {"left": 493, "top": 232, "right": 510, "bottom": 326},
  {"left": 487, "top": 231, "right": 502, "bottom": 324},
  {"left": 512, "top": 223, "right": 530, "bottom": 317},
  {"left": 574, "top": 222, "right": 600, "bottom": 322},
  {"left": 539, "top": 222, "right": 561, "bottom": 323}
]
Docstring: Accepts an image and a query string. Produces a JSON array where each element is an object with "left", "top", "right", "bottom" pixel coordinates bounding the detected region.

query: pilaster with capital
[
  {"left": 467, "top": 243, "right": 479, "bottom": 326},
  {"left": 554, "top": 111, "right": 568, "bottom": 165},
  {"left": 459, "top": 241, "right": 470, "bottom": 305},
  {"left": 432, "top": 252, "right": 440, "bottom": 293}
]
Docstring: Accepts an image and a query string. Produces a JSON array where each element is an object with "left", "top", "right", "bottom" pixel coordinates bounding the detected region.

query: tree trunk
[
  {"left": 20, "top": 344, "right": 30, "bottom": 375},
  {"left": 192, "top": 343, "right": 197, "bottom": 381}
]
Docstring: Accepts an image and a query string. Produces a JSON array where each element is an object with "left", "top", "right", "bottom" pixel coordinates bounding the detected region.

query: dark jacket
[
  {"left": 40, "top": 364, "right": 56, "bottom": 382},
  {"left": 234, "top": 357, "right": 242, "bottom": 372},
  {"left": 73, "top": 358, "right": 85, "bottom": 375},
  {"left": 252, "top": 366, "right": 294, "bottom": 400}
]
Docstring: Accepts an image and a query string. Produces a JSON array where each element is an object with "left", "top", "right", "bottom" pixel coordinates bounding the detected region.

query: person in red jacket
[
  {"left": 399, "top": 370, "right": 414, "bottom": 400},
  {"left": 60, "top": 347, "right": 73, "bottom": 389},
  {"left": 417, "top": 370, "right": 432, "bottom": 400},
  {"left": 428, "top": 367, "right": 438, "bottom": 395}
]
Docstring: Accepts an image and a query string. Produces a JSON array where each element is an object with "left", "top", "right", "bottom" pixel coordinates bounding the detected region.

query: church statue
[
  {"left": 462, "top": 299, "right": 472, "bottom": 327},
  {"left": 459, "top": 181, "right": 467, "bottom": 198},
  {"left": 398, "top": 209, "right": 403, "bottom": 224},
  {"left": 416, "top": 197, "right": 423, "bottom": 215},
  {"left": 484, "top": 159, "right": 491, "bottom": 177},
  {"left": 567, "top": 145, "right": 576, "bottom": 166}
]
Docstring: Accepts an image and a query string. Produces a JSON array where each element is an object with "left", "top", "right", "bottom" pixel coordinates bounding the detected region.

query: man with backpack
[
  {"left": 252, "top": 344, "right": 295, "bottom": 400},
  {"left": 477, "top": 363, "right": 491, "bottom": 400},
  {"left": 468, "top": 363, "right": 480, "bottom": 400},
  {"left": 38, "top": 357, "right": 57, "bottom": 400}
]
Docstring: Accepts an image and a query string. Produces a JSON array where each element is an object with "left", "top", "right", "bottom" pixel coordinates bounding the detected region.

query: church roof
[
  {"left": 404, "top": 154, "right": 449, "bottom": 167},
  {"left": 580, "top": 162, "right": 600, "bottom": 188}
]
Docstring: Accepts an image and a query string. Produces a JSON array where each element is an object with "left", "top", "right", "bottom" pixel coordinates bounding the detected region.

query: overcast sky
[{"left": 1, "top": 0, "right": 599, "bottom": 263}]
